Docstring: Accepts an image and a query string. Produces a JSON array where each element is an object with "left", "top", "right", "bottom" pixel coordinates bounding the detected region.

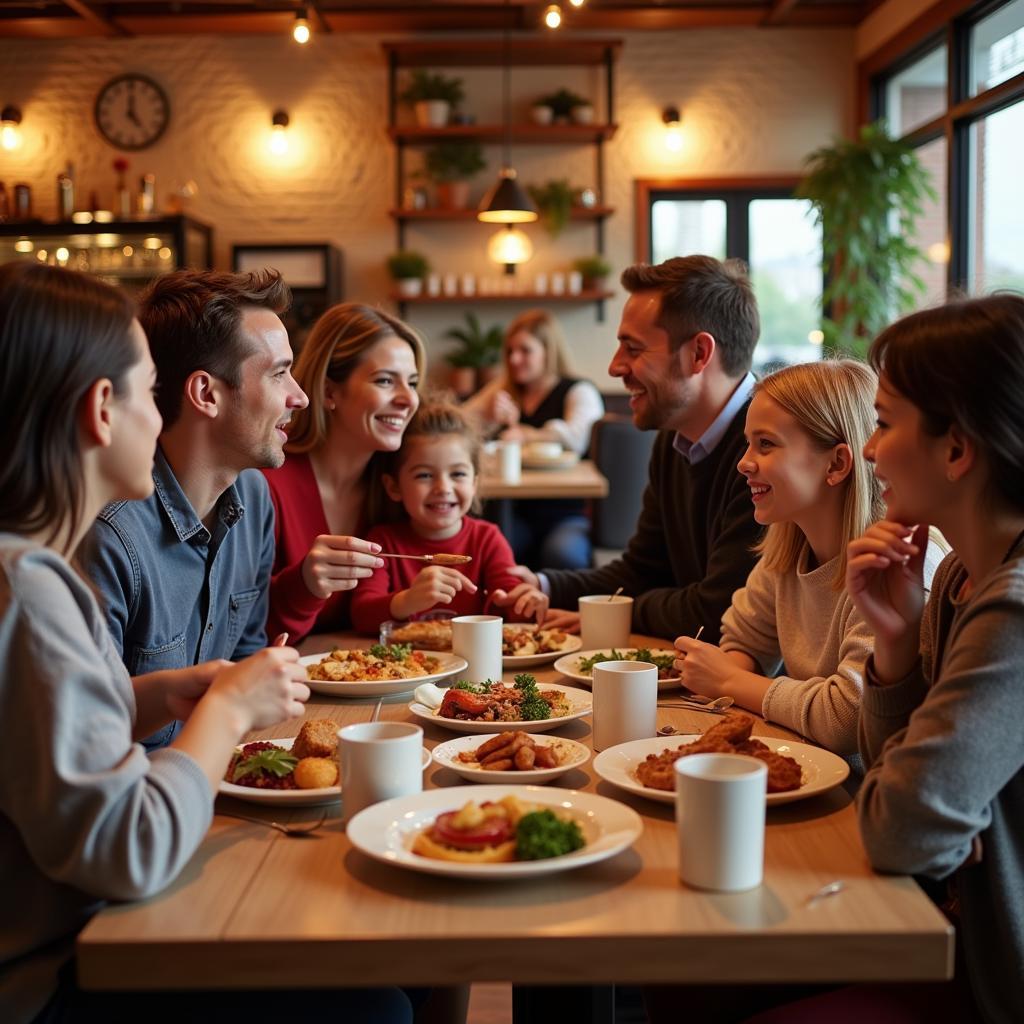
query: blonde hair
[
  {"left": 384, "top": 397, "right": 484, "bottom": 516},
  {"left": 285, "top": 302, "right": 426, "bottom": 455},
  {"left": 753, "top": 359, "right": 884, "bottom": 589},
  {"left": 502, "top": 309, "right": 570, "bottom": 402}
]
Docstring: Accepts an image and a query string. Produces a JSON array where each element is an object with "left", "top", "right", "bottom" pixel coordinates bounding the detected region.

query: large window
[
  {"left": 873, "top": 0, "right": 1024, "bottom": 305},
  {"left": 640, "top": 183, "right": 823, "bottom": 371}
]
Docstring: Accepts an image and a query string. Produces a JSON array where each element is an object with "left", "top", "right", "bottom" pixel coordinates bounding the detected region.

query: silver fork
[{"left": 216, "top": 809, "right": 328, "bottom": 838}]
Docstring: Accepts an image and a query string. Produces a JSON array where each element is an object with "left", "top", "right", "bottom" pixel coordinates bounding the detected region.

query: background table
[{"left": 78, "top": 632, "right": 952, "bottom": 1002}]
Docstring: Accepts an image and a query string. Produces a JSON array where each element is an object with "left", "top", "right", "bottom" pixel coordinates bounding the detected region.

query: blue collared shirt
[
  {"left": 673, "top": 372, "right": 757, "bottom": 465},
  {"left": 83, "top": 447, "right": 275, "bottom": 750}
]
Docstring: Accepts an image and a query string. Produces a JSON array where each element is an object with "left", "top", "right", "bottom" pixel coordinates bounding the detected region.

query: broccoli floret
[
  {"left": 512, "top": 673, "right": 550, "bottom": 720},
  {"left": 515, "top": 810, "right": 585, "bottom": 860}
]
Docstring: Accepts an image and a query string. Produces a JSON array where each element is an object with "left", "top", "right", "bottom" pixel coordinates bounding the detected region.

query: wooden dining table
[{"left": 77, "top": 631, "right": 953, "bottom": 1012}]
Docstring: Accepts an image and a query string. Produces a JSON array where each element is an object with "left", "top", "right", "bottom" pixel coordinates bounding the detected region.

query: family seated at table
[{"left": 2, "top": 252, "right": 1022, "bottom": 1024}]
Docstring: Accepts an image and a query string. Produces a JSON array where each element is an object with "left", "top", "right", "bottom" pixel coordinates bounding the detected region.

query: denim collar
[{"left": 151, "top": 446, "right": 246, "bottom": 544}]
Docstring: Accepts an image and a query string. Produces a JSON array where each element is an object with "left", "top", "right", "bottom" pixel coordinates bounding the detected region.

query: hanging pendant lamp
[{"left": 478, "top": 1, "right": 537, "bottom": 225}]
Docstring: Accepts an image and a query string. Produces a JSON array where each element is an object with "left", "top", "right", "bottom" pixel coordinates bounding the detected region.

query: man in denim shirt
[{"left": 83, "top": 268, "right": 309, "bottom": 750}]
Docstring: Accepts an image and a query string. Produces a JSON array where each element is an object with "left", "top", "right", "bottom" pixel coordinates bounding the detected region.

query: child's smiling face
[{"left": 384, "top": 434, "right": 477, "bottom": 540}]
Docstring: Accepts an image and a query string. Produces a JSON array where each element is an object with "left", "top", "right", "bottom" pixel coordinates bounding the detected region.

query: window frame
[{"left": 866, "top": 0, "right": 1024, "bottom": 296}]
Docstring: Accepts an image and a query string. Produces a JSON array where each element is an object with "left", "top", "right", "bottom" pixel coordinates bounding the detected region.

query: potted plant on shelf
[
  {"left": 387, "top": 250, "right": 430, "bottom": 298},
  {"left": 573, "top": 255, "right": 612, "bottom": 291},
  {"left": 537, "top": 88, "right": 589, "bottom": 124},
  {"left": 796, "top": 119, "right": 935, "bottom": 358},
  {"left": 424, "top": 141, "right": 486, "bottom": 209},
  {"left": 527, "top": 178, "right": 576, "bottom": 237},
  {"left": 444, "top": 312, "right": 504, "bottom": 397},
  {"left": 399, "top": 69, "right": 466, "bottom": 128}
]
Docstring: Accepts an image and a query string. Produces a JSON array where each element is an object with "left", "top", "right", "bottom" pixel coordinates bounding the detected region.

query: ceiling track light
[{"left": 292, "top": 7, "right": 311, "bottom": 44}]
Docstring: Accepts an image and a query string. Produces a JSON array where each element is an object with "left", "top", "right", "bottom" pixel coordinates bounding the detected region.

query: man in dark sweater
[{"left": 511, "top": 255, "right": 762, "bottom": 642}]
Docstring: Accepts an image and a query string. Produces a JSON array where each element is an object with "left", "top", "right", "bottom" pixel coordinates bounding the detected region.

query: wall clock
[{"left": 94, "top": 73, "right": 170, "bottom": 151}]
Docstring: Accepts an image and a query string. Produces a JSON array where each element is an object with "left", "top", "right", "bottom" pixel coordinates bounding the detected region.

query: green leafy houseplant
[
  {"left": 538, "top": 88, "right": 588, "bottom": 121},
  {"left": 399, "top": 70, "right": 465, "bottom": 108},
  {"left": 527, "top": 179, "right": 575, "bottom": 237},
  {"left": 573, "top": 255, "right": 612, "bottom": 287},
  {"left": 444, "top": 312, "right": 503, "bottom": 370},
  {"left": 796, "top": 120, "right": 936, "bottom": 357},
  {"left": 424, "top": 141, "right": 486, "bottom": 183},
  {"left": 386, "top": 250, "right": 429, "bottom": 280}
]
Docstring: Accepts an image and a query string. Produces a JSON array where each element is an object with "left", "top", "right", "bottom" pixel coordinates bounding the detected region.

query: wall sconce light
[
  {"left": 487, "top": 225, "right": 534, "bottom": 275},
  {"left": 544, "top": 4, "right": 562, "bottom": 29},
  {"left": 662, "top": 106, "right": 683, "bottom": 153},
  {"left": 1, "top": 105, "right": 22, "bottom": 151},
  {"left": 270, "top": 110, "right": 290, "bottom": 155},
  {"left": 292, "top": 7, "right": 311, "bottom": 44}
]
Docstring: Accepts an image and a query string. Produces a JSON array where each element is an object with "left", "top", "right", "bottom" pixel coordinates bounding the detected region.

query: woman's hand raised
[
  {"left": 206, "top": 646, "right": 310, "bottom": 733},
  {"left": 302, "top": 535, "right": 384, "bottom": 600},
  {"left": 846, "top": 521, "right": 929, "bottom": 684}
]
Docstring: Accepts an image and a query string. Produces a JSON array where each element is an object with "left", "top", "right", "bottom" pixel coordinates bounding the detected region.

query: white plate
[
  {"left": 346, "top": 784, "right": 642, "bottom": 879},
  {"left": 218, "top": 738, "right": 340, "bottom": 806},
  {"left": 218, "top": 739, "right": 433, "bottom": 806},
  {"left": 553, "top": 648, "right": 682, "bottom": 691},
  {"left": 431, "top": 734, "right": 591, "bottom": 784},
  {"left": 300, "top": 650, "right": 467, "bottom": 698},
  {"left": 592, "top": 735, "right": 850, "bottom": 806},
  {"left": 521, "top": 451, "right": 579, "bottom": 471},
  {"left": 503, "top": 632, "right": 582, "bottom": 669},
  {"left": 408, "top": 684, "right": 593, "bottom": 735}
]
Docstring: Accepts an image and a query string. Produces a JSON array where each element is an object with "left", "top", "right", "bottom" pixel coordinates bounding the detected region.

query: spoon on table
[{"left": 376, "top": 552, "right": 473, "bottom": 566}]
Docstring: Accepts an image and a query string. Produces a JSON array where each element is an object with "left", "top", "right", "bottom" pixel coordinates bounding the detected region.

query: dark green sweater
[{"left": 546, "top": 404, "right": 760, "bottom": 641}]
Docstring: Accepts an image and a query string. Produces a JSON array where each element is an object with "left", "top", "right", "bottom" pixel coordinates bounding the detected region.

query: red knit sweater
[
  {"left": 262, "top": 453, "right": 357, "bottom": 642},
  {"left": 349, "top": 516, "right": 526, "bottom": 634}
]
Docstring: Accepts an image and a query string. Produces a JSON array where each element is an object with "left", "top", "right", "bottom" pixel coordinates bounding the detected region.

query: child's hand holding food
[{"left": 390, "top": 565, "right": 478, "bottom": 620}]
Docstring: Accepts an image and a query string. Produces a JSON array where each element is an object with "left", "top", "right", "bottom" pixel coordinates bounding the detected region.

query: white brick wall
[{"left": 0, "top": 26, "right": 853, "bottom": 387}]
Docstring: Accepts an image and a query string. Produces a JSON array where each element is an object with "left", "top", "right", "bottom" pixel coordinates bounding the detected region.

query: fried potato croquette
[
  {"left": 293, "top": 757, "right": 339, "bottom": 789},
  {"left": 634, "top": 712, "right": 803, "bottom": 793},
  {"left": 291, "top": 718, "right": 338, "bottom": 759}
]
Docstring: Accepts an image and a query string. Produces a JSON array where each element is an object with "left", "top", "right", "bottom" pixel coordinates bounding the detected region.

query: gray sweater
[
  {"left": 858, "top": 552, "right": 1024, "bottom": 1024},
  {"left": 0, "top": 535, "right": 212, "bottom": 1024}
]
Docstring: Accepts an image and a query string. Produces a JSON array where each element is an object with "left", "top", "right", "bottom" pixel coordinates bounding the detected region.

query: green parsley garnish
[
  {"left": 512, "top": 673, "right": 551, "bottom": 721},
  {"left": 231, "top": 748, "right": 298, "bottom": 783},
  {"left": 368, "top": 642, "right": 413, "bottom": 661},
  {"left": 578, "top": 648, "right": 675, "bottom": 674}
]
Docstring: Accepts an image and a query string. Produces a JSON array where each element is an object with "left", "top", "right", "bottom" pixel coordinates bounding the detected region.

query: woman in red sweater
[
  {"left": 263, "top": 304, "right": 425, "bottom": 641},
  {"left": 350, "top": 400, "right": 548, "bottom": 633}
]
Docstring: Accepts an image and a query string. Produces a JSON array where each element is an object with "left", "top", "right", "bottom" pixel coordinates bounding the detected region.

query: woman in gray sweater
[{"left": 0, "top": 264, "right": 411, "bottom": 1024}]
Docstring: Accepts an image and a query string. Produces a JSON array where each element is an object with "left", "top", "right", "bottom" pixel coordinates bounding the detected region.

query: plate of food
[
  {"left": 301, "top": 643, "right": 466, "bottom": 698},
  {"left": 382, "top": 619, "right": 581, "bottom": 668},
  {"left": 409, "top": 676, "right": 592, "bottom": 735},
  {"left": 592, "top": 712, "right": 850, "bottom": 806},
  {"left": 346, "top": 785, "right": 642, "bottom": 879},
  {"left": 431, "top": 732, "right": 590, "bottom": 784},
  {"left": 219, "top": 719, "right": 341, "bottom": 806},
  {"left": 554, "top": 647, "right": 682, "bottom": 691}
]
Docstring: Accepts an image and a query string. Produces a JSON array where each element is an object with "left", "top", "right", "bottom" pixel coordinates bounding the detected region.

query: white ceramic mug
[
  {"left": 591, "top": 660, "right": 658, "bottom": 751},
  {"left": 675, "top": 753, "right": 767, "bottom": 892},
  {"left": 452, "top": 614, "right": 503, "bottom": 684},
  {"left": 498, "top": 440, "right": 522, "bottom": 484},
  {"left": 579, "top": 593, "right": 633, "bottom": 651},
  {"left": 339, "top": 721, "right": 424, "bottom": 820}
]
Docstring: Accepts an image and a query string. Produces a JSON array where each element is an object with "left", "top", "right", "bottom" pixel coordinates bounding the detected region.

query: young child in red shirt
[{"left": 350, "top": 399, "right": 548, "bottom": 633}]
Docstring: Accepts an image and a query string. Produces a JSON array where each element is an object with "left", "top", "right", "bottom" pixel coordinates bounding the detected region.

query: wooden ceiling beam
[
  {"left": 61, "top": 0, "right": 130, "bottom": 35},
  {"left": 763, "top": 0, "right": 800, "bottom": 26}
]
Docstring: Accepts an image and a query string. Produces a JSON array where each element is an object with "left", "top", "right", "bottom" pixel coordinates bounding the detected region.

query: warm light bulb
[
  {"left": 544, "top": 4, "right": 562, "bottom": 29},
  {"left": 270, "top": 123, "right": 289, "bottom": 155},
  {"left": 14, "top": 238, "right": 33, "bottom": 253},
  {"left": 292, "top": 9, "right": 311, "bottom": 43},
  {"left": 55, "top": 247, "right": 69, "bottom": 264},
  {"left": 927, "top": 240, "right": 950, "bottom": 264},
  {"left": 487, "top": 226, "right": 534, "bottom": 267},
  {"left": 569, "top": 0, "right": 585, "bottom": 6},
  {"left": 808, "top": 329, "right": 825, "bottom": 345},
  {"left": 0, "top": 122, "right": 21, "bottom": 151},
  {"left": 662, "top": 106, "right": 683, "bottom": 153}
]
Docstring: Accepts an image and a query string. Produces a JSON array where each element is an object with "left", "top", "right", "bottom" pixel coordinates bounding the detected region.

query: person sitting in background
[
  {"left": 465, "top": 309, "right": 604, "bottom": 569},
  {"left": 673, "top": 360, "right": 943, "bottom": 759},
  {"left": 511, "top": 256, "right": 763, "bottom": 643},
  {"left": 263, "top": 303, "right": 425, "bottom": 642},
  {"left": 350, "top": 399, "right": 549, "bottom": 632},
  {"left": 82, "top": 269, "right": 309, "bottom": 751},
  {"left": 0, "top": 264, "right": 410, "bottom": 1024}
]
